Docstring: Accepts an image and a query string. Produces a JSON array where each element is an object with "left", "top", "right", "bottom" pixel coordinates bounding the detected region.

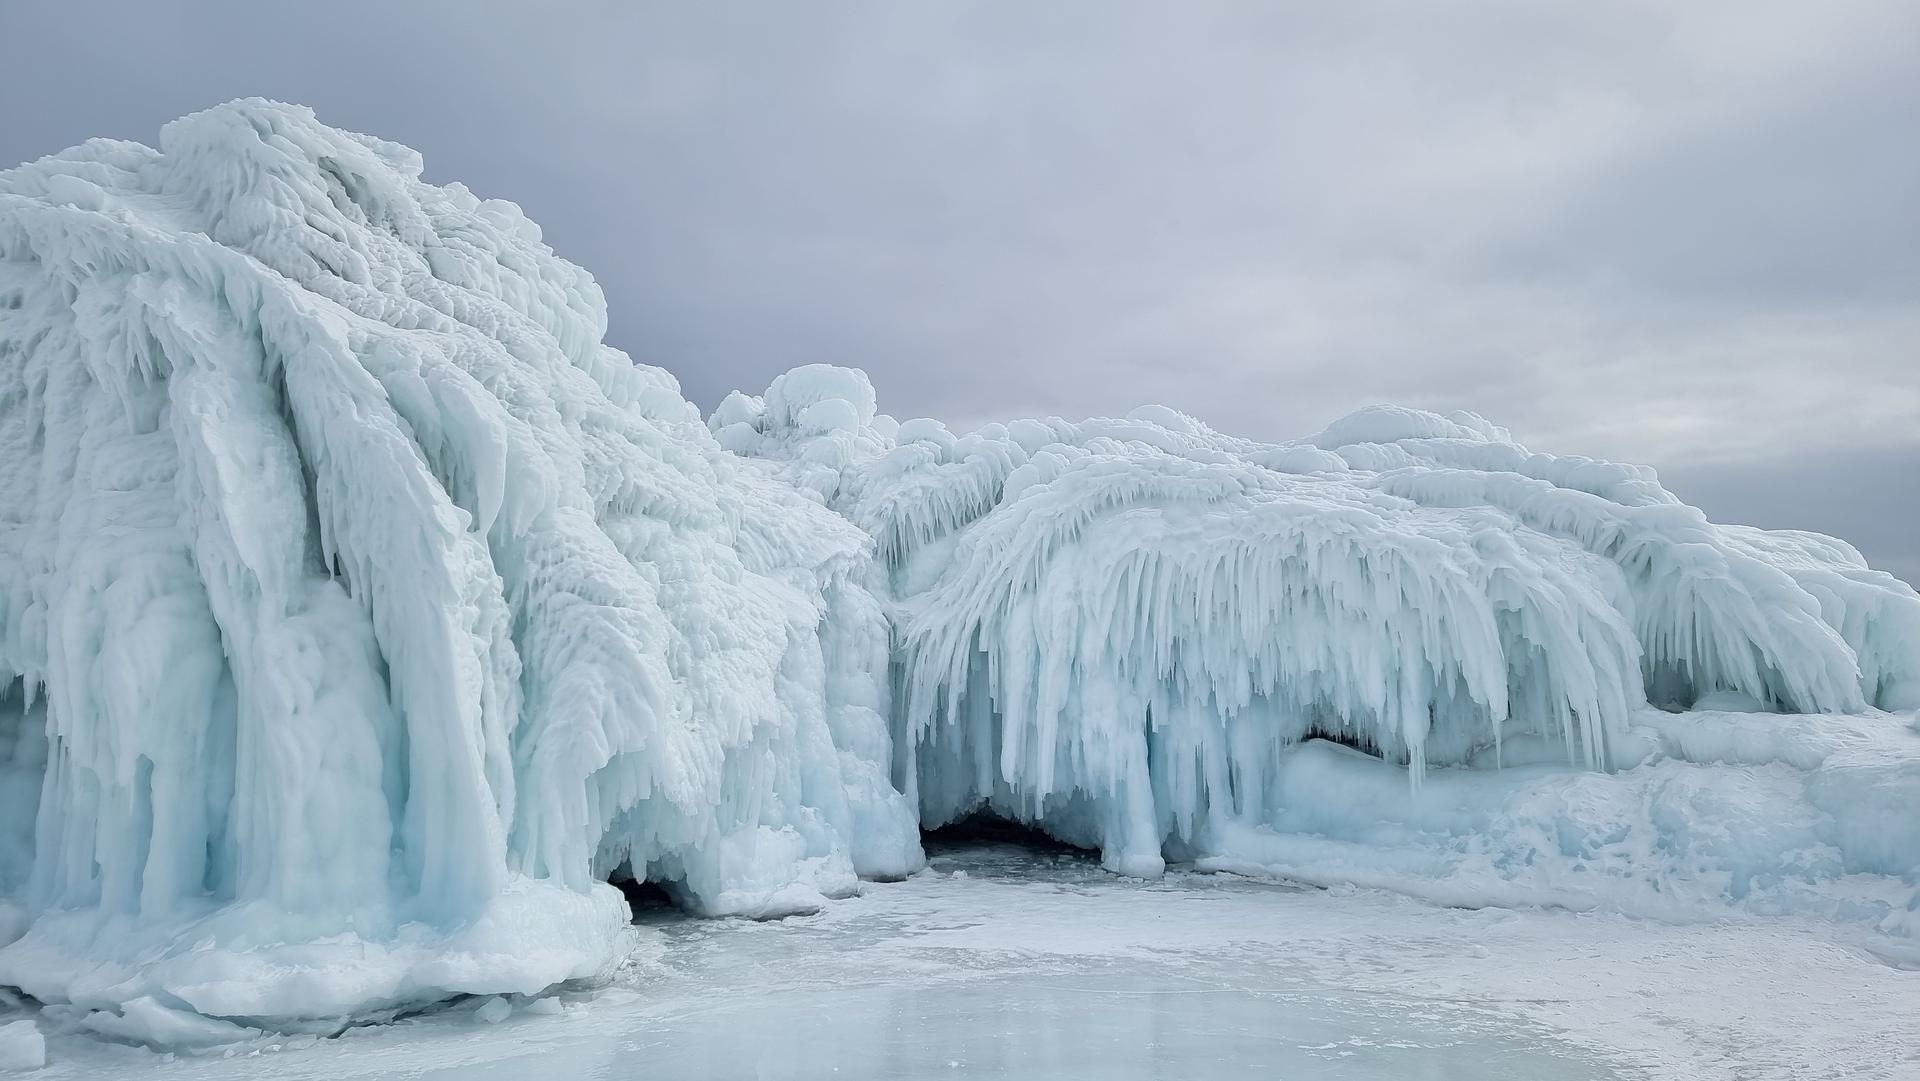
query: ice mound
[
  {"left": 720, "top": 368, "right": 1920, "bottom": 886},
  {"left": 0, "top": 100, "right": 919, "bottom": 1039}
]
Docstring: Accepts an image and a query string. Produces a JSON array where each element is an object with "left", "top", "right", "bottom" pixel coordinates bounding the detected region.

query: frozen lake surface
[{"left": 10, "top": 838, "right": 1917, "bottom": 1079}]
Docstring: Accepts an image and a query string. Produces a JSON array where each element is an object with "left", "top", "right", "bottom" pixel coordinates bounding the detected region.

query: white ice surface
[
  {"left": 5, "top": 845, "right": 1915, "bottom": 1081},
  {"left": 0, "top": 1020, "right": 44, "bottom": 1073}
]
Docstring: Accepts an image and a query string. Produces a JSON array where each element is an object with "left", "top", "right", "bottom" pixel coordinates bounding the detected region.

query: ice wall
[
  {"left": 718, "top": 368, "right": 1920, "bottom": 878},
  {"left": 0, "top": 101, "right": 919, "bottom": 1037}
]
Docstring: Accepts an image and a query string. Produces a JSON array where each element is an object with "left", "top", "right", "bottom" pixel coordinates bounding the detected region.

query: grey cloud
[
  {"left": 1660, "top": 444, "right": 1920, "bottom": 589},
  {"left": 2, "top": 0, "right": 1913, "bottom": 581},
  {"left": 1490, "top": 63, "right": 1920, "bottom": 309}
]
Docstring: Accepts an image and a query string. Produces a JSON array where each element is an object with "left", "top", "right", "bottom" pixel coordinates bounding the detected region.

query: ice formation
[
  {"left": 0, "top": 100, "right": 918, "bottom": 1039},
  {"left": 0, "top": 1018, "right": 45, "bottom": 1072},
  {"left": 3, "top": 101, "right": 1919, "bottom": 1046},
  {"left": 718, "top": 367, "right": 1920, "bottom": 885}
]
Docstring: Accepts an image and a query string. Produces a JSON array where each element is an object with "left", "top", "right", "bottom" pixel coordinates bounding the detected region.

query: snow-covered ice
[
  {"left": 2, "top": 99, "right": 1919, "bottom": 1054},
  {"left": 0, "top": 1020, "right": 44, "bottom": 1073},
  {"left": 6, "top": 841, "right": 1916, "bottom": 1080}
]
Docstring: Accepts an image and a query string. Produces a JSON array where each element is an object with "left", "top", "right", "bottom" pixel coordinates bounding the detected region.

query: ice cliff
[{"left": 3, "top": 101, "right": 1918, "bottom": 1045}]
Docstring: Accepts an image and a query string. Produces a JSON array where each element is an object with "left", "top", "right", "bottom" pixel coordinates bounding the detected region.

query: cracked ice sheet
[{"left": 8, "top": 844, "right": 1915, "bottom": 1081}]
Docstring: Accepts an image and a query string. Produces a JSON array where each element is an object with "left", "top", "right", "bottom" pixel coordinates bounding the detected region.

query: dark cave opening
[
  {"left": 1302, "top": 727, "right": 1390, "bottom": 760},
  {"left": 920, "top": 812, "right": 1096, "bottom": 864},
  {"left": 607, "top": 872, "right": 677, "bottom": 921}
]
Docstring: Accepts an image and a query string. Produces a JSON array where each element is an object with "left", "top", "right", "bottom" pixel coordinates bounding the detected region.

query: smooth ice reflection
[
  {"left": 607, "top": 964, "right": 1617, "bottom": 1081},
  {"left": 579, "top": 842, "right": 1625, "bottom": 1080}
]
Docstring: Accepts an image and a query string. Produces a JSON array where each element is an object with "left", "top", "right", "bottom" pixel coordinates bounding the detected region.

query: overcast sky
[{"left": 3, "top": 1, "right": 1915, "bottom": 581}]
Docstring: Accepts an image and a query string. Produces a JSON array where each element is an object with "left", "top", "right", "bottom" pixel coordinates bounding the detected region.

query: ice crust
[{"left": 3, "top": 102, "right": 1919, "bottom": 1046}]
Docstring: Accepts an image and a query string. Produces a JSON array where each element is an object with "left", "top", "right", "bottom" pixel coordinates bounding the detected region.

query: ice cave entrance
[
  {"left": 922, "top": 813, "right": 1097, "bottom": 864},
  {"left": 609, "top": 872, "right": 678, "bottom": 921}
]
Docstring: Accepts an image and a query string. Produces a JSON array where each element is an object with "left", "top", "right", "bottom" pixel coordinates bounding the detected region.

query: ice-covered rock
[
  {"left": 722, "top": 367, "right": 1920, "bottom": 881},
  {"left": 0, "top": 100, "right": 919, "bottom": 1042}
]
